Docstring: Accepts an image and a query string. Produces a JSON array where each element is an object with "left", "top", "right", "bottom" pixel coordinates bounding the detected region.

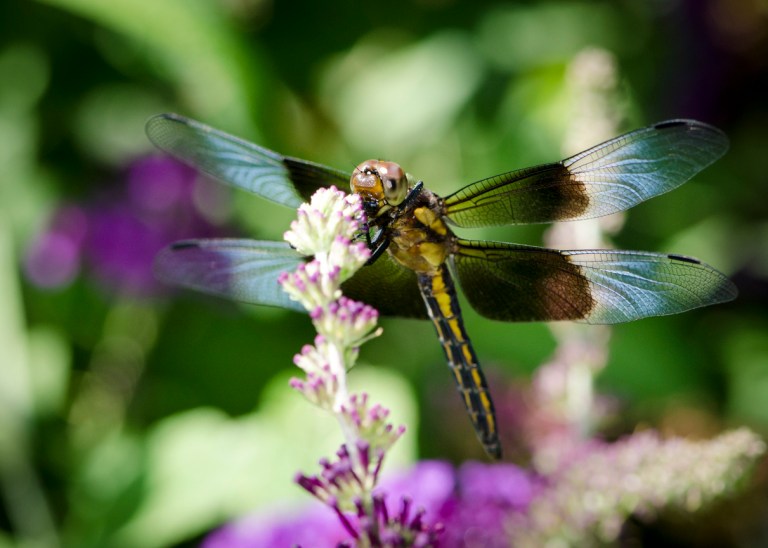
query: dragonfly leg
[
  {"left": 400, "top": 181, "right": 423, "bottom": 210},
  {"left": 365, "top": 236, "right": 390, "bottom": 265}
]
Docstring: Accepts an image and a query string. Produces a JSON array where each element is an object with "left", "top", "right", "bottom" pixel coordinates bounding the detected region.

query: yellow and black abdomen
[
  {"left": 383, "top": 190, "right": 501, "bottom": 458},
  {"left": 417, "top": 264, "right": 501, "bottom": 459}
]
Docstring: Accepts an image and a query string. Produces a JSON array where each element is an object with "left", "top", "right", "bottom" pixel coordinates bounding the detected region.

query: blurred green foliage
[{"left": 2, "top": 0, "right": 767, "bottom": 545}]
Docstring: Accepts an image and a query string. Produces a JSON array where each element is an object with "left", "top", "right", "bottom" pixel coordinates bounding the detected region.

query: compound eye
[{"left": 379, "top": 162, "right": 407, "bottom": 206}]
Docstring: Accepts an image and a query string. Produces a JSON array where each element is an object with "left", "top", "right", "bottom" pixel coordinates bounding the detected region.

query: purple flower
[
  {"left": 24, "top": 156, "right": 226, "bottom": 296},
  {"left": 205, "top": 460, "right": 537, "bottom": 547},
  {"left": 24, "top": 205, "right": 87, "bottom": 288},
  {"left": 126, "top": 154, "right": 198, "bottom": 213},
  {"left": 376, "top": 461, "right": 455, "bottom": 521},
  {"left": 438, "top": 461, "right": 538, "bottom": 548},
  {"left": 202, "top": 505, "right": 346, "bottom": 548}
]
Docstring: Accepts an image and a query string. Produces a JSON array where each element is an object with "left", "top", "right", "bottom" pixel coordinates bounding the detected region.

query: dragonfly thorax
[
  {"left": 350, "top": 160, "right": 408, "bottom": 216},
  {"left": 387, "top": 189, "right": 454, "bottom": 275}
]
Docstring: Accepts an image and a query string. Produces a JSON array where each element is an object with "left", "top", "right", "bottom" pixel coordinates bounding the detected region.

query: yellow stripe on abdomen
[{"left": 417, "top": 265, "right": 501, "bottom": 459}]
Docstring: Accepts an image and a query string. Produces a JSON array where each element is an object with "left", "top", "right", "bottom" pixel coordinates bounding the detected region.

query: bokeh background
[{"left": 2, "top": 0, "right": 767, "bottom": 546}]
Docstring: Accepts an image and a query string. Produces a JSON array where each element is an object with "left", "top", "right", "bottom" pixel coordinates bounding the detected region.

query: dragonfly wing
[
  {"left": 341, "top": 255, "right": 429, "bottom": 320},
  {"left": 146, "top": 113, "right": 351, "bottom": 208},
  {"left": 453, "top": 239, "right": 737, "bottom": 324},
  {"left": 444, "top": 120, "right": 728, "bottom": 227},
  {"left": 154, "top": 239, "right": 306, "bottom": 312}
]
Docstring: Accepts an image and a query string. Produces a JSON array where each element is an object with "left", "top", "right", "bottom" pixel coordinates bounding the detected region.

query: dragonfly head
[{"left": 351, "top": 160, "right": 408, "bottom": 217}]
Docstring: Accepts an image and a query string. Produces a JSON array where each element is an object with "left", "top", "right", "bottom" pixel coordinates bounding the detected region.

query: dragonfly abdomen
[{"left": 417, "top": 265, "right": 502, "bottom": 459}]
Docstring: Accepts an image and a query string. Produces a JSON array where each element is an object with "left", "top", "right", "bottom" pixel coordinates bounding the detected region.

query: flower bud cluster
[
  {"left": 281, "top": 187, "right": 418, "bottom": 544},
  {"left": 278, "top": 187, "right": 381, "bottom": 410},
  {"left": 296, "top": 444, "right": 441, "bottom": 546}
]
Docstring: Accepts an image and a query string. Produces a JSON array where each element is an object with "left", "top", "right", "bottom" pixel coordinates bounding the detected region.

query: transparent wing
[
  {"left": 453, "top": 240, "right": 738, "bottom": 324},
  {"left": 154, "top": 239, "right": 306, "bottom": 311},
  {"left": 146, "top": 113, "right": 351, "bottom": 208},
  {"left": 444, "top": 120, "right": 728, "bottom": 227}
]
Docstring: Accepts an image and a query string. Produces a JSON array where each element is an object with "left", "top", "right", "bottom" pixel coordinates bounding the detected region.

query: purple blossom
[
  {"left": 24, "top": 156, "right": 225, "bottom": 296},
  {"left": 439, "top": 462, "right": 538, "bottom": 547},
  {"left": 24, "top": 205, "right": 87, "bottom": 288},
  {"left": 282, "top": 187, "right": 365, "bottom": 259},
  {"left": 376, "top": 461, "right": 456, "bottom": 522},
  {"left": 202, "top": 505, "right": 346, "bottom": 548},
  {"left": 205, "top": 460, "right": 538, "bottom": 547}
]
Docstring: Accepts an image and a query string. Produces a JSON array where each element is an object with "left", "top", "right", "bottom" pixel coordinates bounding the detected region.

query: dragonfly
[{"left": 147, "top": 114, "right": 737, "bottom": 459}]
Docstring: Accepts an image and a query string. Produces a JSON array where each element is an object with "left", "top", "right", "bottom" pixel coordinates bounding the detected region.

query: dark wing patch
[
  {"left": 342, "top": 255, "right": 428, "bottom": 320},
  {"left": 452, "top": 240, "right": 594, "bottom": 322},
  {"left": 453, "top": 240, "right": 737, "bottom": 324},
  {"left": 445, "top": 163, "right": 589, "bottom": 226},
  {"left": 283, "top": 157, "right": 353, "bottom": 204}
]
